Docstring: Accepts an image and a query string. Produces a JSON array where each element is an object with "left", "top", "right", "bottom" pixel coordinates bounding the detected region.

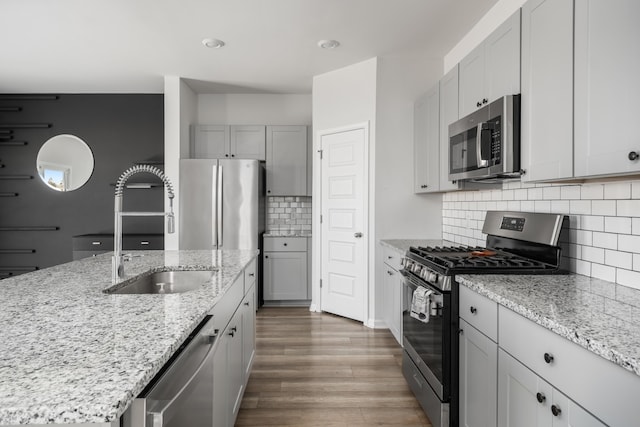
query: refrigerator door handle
[
  {"left": 211, "top": 164, "right": 218, "bottom": 249},
  {"left": 217, "top": 165, "right": 223, "bottom": 248}
]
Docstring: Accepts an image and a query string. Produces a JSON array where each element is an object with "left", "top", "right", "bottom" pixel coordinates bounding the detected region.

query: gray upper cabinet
[
  {"left": 192, "top": 125, "right": 229, "bottom": 158},
  {"left": 574, "top": 0, "right": 640, "bottom": 178},
  {"left": 266, "top": 125, "right": 308, "bottom": 196},
  {"left": 414, "top": 85, "right": 440, "bottom": 193},
  {"left": 459, "top": 10, "right": 521, "bottom": 118},
  {"left": 192, "top": 125, "right": 265, "bottom": 160},
  {"left": 230, "top": 125, "right": 266, "bottom": 160},
  {"left": 521, "top": 0, "right": 574, "bottom": 182},
  {"left": 439, "top": 65, "right": 461, "bottom": 192}
]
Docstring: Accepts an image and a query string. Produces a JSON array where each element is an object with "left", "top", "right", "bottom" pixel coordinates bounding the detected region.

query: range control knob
[{"left": 421, "top": 269, "right": 430, "bottom": 280}]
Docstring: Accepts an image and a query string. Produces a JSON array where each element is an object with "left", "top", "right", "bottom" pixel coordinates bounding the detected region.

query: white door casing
[{"left": 319, "top": 124, "right": 368, "bottom": 323}]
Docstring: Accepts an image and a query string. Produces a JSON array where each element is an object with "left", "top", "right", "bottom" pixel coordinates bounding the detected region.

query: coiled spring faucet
[{"left": 113, "top": 165, "right": 175, "bottom": 281}]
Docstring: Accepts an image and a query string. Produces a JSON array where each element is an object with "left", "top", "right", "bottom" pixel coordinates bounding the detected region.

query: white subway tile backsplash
[
  {"left": 266, "top": 196, "right": 312, "bottom": 233},
  {"left": 592, "top": 232, "right": 618, "bottom": 250},
  {"left": 619, "top": 235, "right": 640, "bottom": 253},
  {"left": 560, "top": 186, "right": 581, "bottom": 200},
  {"left": 592, "top": 200, "right": 617, "bottom": 216},
  {"left": 617, "top": 200, "right": 640, "bottom": 217},
  {"left": 617, "top": 269, "right": 640, "bottom": 290},
  {"left": 604, "top": 182, "right": 631, "bottom": 200},
  {"left": 591, "top": 263, "right": 616, "bottom": 282},
  {"left": 605, "top": 217, "right": 632, "bottom": 234},
  {"left": 442, "top": 177, "right": 640, "bottom": 286},
  {"left": 605, "top": 250, "right": 633, "bottom": 269}
]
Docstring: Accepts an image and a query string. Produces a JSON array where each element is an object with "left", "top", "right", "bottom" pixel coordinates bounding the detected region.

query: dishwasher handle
[{"left": 146, "top": 319, "right": 218, "bottom": 427}]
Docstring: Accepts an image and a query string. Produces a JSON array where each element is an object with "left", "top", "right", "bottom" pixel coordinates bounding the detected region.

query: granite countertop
[
  {"left": 263, "top": 232, "right": 312, "bottom": 237},
  {"left": 0, "top": 249, "right": 258, "bottom": 425},
  {"left": 458, "top": 273, "right": 640, "bottom": 377}
]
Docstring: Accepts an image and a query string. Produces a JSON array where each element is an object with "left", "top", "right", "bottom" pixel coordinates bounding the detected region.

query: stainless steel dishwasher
[{"left": 122, "top": 314, "right": 218, "bottom": 427}]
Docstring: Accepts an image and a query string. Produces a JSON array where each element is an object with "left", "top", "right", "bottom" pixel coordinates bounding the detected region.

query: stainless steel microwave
[{"left": 448, "top": 94, "right": 520, "bottom": 181}]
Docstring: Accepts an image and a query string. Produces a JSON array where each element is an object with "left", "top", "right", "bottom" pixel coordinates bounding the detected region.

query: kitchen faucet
[{"left": 113, "top": 164, "right": 175, "bottom": 281}]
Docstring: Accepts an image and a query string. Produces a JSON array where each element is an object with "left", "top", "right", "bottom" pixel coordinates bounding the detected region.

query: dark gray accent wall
[{"left": 0, "top": 94, "right": 164, "bottom": 278}]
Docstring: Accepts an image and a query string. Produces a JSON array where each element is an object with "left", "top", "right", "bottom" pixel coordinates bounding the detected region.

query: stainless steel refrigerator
[{"left": 179, "top": 159, "right": 264, "bottom": 250}]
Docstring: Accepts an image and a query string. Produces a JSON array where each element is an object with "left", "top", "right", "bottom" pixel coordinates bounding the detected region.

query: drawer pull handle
[
  {"left": 140, "top": 241, "right": 150, "bottom": 245},
  {"left": 470, "top": 306, "right": 477, "bottom": 314},
  {"left": 248, "top": 273, "right": 255, "bottom": 277},
  {"left": 536, "top": 392, "right": 546, "bottom": 403},
  {"left": 551, "top": 405, "right": 561, "bottom": 417},
  {"left": 544, "top": 353, "right": 554, "bottom": 364},
  {"left": 91, "top": 241, "right": 102, "bottom": 246}
]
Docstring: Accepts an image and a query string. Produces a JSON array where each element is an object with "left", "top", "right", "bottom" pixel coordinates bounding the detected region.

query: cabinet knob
[
  {"left": 249, "top": 273, "right": 255, "bottom": 277},
  {"left": 544, "top": 352, "right": 554, "bottom": 364},
  {"left": 267, "top": 190, "right": 271, "bottom": 194},
  {"left": 387, "top": 270, "right": 393, "bottom": 276},
  {"left": 387, "top": 255, "right": 393, "bottom": 260},
  {"left": 551, "top": 405, "right": 562, "bottom": 417},
  {"left": 482, "top": 98, "right": 488, "bottom": 104},
  {"left": 536, "top": 392, "right": 546, "bottom": 403},
  {"left": 283, "top": 243, "right": 288, "bottom": 246},
  {"left": 244, "top": 301, "right": 250, "bottom": 306},
  {"left": 225, "top": 154, "right": 229, "bottom": 157},
  {"left": 265, "top": 255, "right": 269, "bottom": 259},
  {"left": 470, "top": 306, "right": 477, "bottom": 314},
  {"left": 476, "top": 101, "right": 482, "bottom": 107},
  {"left": 458, "top": 328, "right": 464, "bottom": 335},
  {"left": 231, "top": 154, "right": 235, "bottom": 157},
  {"left": 629, "top": 151, "right": 639, "bottom": 161}
]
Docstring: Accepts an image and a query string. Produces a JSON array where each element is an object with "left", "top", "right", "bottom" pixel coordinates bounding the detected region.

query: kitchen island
[{"left": 0, "top": 249, "right": 258, "bottom": 426}]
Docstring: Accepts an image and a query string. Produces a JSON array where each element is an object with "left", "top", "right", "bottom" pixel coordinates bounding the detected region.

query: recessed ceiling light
[
  {"left": 317, "top": 39, "right": 340, "bottom": 49},
  {"left": 202, "top": 38, "right": 225, "bottom": 49}
]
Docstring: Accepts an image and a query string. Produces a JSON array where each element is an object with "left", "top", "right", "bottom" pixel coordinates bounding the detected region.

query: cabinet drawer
[
  {"left": 263, "top": 237, "right": 307, "bottom": 252},
  {"left": 123, "top": 235, "right": 164, "bottom": 250},
  {"left": 244, "top": 258, "right": 257, "bottom": 291},
  {"left": 499, "top": 306, "right": 640, "bottom": 426},
  {"left": 382, "top": 246, "right": 404, "bottom": 271},
  {"left": 459, "top": 286, "right": 498, "bottom": 342},
  {"left": 72, "top": 235, "right": 113, "bottom": 251}
]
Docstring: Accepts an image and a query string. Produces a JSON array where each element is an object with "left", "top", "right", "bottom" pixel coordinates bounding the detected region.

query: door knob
[{"left": 354, "top": 232, "right": 363, "bottom": 238}]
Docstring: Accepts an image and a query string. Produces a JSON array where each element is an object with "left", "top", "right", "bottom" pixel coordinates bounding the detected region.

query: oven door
[{"left": 401, "top": 272, "right": 451, "bottom": 401}]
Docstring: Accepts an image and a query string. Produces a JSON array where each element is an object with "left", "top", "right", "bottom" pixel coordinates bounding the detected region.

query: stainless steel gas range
[{"left": 400, "top": 211, "right": 568, "bottom": 427}]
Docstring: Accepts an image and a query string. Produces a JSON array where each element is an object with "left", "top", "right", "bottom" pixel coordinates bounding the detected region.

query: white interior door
[{"left": 320, "top": 125, "right": 367, "bottom": 322}]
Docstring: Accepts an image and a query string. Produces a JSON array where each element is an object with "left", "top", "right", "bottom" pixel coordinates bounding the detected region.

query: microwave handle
[{"left": 476, "top": 123, "right": 489, "bottom": 168}]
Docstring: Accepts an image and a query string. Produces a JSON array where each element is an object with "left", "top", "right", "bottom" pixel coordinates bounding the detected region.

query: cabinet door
[
  {"left": 574, "top": 0, "right": 640, "bottom": 177},
  {"left": 414, "top": 85, "right": 440, "bottom": 193},
  {"left": 382, "top": 265, "right": 402, "bottom": 345},
  {"left": 459, "top": 320, "right": 497, "bottom": 427},
  {"left": 458, "top": 43, "right": 486, "bottom": 118},
  {"left": 263, "top": 251, "right": 308, "bottom": 300},
  {"left": 439, "top": 66, "right": 461, "bottom": 192},
  {"left": 192, "top": 125, "right": 229, "bottom": 158},
  {"left": 266, "top": 125, "right": 308, "bottom": 196},
  {"left": 228, "top": 310, "right": 244, "bottom": 424},
  {"left": 498, "top": 349, "right": 550, "bottom": 427},
  {"left": 550, "top": 389, "right": 606, "bottom": 427},
  {"left": 212, "top": 329, "right": 230, "bottom": 427},
  {"left": 242, "top": 285, "right": 256, "bottom": 380},
  {"left": 521, "top": 0, "right": 573, "bottom": 182},
  {"left": 230, "top": 125, "right": 266, "bottom": 160},
  {"left": 485, "top": 10, "right": 521, "bottom": 102}
]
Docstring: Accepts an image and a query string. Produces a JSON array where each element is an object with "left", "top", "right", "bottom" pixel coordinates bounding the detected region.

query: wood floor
[{"left": 236, "top": 307, "right": 432, "bottom": 427}]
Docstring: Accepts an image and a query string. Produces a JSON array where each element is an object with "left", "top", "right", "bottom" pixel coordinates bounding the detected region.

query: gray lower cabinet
[
  {"left": 263, "top": 236, "right": 308, "bottom": 301},
  {"left": 381, "top": 246, "right": 403, "bottom": 345},
  {"left": 459, "top": 319, "right": 497, "bottom": 427},
  {"left": 498, "top": 349, "right": 604, "bottom": 427}
]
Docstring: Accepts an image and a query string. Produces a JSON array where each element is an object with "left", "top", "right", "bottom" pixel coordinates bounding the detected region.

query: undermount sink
[{"left": 105, "top": 270, "right": 216, "bottom": 294}]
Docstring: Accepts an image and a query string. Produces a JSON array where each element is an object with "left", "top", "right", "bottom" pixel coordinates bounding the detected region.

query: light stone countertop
[
  {"left": 0, "top": 249, "right": 258, "bottom": 425},
  {"left": 458, "top": 273, "right": 640, "bottom": 377}
]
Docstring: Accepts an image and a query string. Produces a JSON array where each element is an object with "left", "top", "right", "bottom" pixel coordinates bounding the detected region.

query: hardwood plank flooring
[{"left": 236, "top": 307, "right": 433, "bottom": 427}]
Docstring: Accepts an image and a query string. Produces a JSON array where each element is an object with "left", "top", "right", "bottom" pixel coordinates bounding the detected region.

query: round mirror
[{"left": 36, "top": 134, "right": 94, "bottom": 192}]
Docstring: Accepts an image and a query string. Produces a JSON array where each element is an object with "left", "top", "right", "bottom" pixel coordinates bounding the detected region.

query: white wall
[
  {"left": 197, "top": 94, "right": 311, "bottom": 125},
  {"left": 312, "top": 57, "right": 378, "bottom": 324},
  {"left": 164, "top": 76, "right": 197, "bottom": 250},
  {"left": 444, "top": 0, "right": 526, "bottom": 73}
]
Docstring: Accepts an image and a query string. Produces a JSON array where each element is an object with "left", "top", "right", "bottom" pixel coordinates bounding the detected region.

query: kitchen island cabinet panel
[{"left": 574, "top": 0, "right": 640, "bottom": 178}]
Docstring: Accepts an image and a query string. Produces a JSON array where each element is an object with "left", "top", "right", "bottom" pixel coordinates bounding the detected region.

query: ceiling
[{"left": 0, "top": 0, "right": 498, "bottom": 94}]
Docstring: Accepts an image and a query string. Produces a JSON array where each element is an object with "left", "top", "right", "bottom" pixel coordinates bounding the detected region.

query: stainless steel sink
[{"left": 105, "top": 270, "right": 216, "bottom": 294}]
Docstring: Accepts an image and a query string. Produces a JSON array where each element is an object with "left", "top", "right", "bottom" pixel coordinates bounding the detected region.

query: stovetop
[{"left": 406, "top": 245, "right": 558, "bottom": 275}]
